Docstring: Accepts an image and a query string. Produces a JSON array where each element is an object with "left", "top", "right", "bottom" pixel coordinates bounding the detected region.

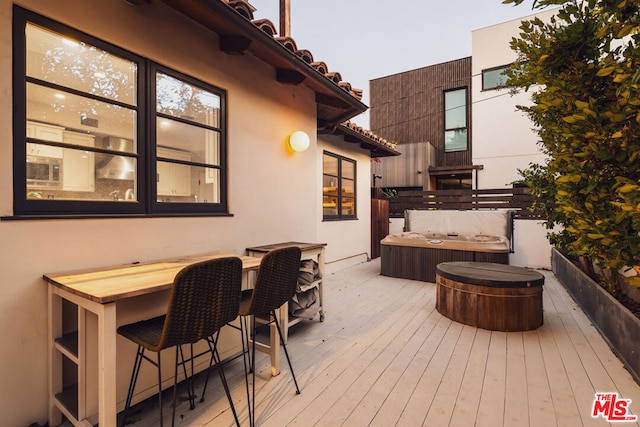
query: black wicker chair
[
  {"left": 240, "top": 246, "right": 302, "bottom": 426},
  {"left": 117, "top": 256, "right": 243, "bottom": 427}
]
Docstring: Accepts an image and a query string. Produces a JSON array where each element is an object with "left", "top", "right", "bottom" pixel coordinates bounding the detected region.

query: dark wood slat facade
[
  {"left": 370, "top": 58, "right": 473, "bottom": 189},
  {"left": 370, "top": 198, "right": 389, "bottom": 259}
]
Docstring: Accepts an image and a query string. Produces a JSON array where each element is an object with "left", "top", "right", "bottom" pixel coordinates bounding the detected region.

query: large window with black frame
[
  {"left": 443, "top": 88, "right": 468, "bottom": 153},
  {"left": 322, "top": 151, "right": 356, "bottom": 220},
  {"left": 13, "top": 7, "right": 228, "bottom": 217}
]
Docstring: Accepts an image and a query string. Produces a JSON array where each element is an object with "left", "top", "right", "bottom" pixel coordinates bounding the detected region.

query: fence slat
[{"left": 383, "top": 187, "right": 541, "bottom": 219}]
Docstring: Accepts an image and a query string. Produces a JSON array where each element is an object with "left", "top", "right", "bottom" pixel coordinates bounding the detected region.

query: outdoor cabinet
[{"left": 246, "top": 242, "right": 326, "bottom": 343}]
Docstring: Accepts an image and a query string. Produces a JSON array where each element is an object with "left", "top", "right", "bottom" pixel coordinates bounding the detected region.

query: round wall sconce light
[{"left": 289, "top": 131, "right": 310, "bottom": 152}]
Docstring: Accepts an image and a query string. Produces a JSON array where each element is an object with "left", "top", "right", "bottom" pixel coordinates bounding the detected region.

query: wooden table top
[
  {"left": 436, "top": 261, "right": 544, "bottom": 288},
  {"left": 246, "top": 241, "right": 327, "bottom": 253},
  {"left": 43, "top": 253, "right": 261, "bottom": 304}
]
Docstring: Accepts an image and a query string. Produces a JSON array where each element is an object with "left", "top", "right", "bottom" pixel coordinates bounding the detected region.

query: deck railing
[{"left": 376, "top": 187, "right": 540, "bottom": 219}]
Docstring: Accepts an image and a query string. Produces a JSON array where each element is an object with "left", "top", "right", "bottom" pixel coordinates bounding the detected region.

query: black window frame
[
  {"left": 443, "top": 87, "right": 469, "bottom": 153},
  {"left": 149, "top": 64, "right": 228, "bottom": 216},
  {"left": 482, "top": 64, "right": 510, "bottom": 91},
  {"left": 322, "top": 151, "right": 357, "bottom": 221},
  {"left": 435, "top": 174, "right": 472, "bottom": 190},
  {"left": 11, "top": 6, "right": 228, "bottom": 218}
]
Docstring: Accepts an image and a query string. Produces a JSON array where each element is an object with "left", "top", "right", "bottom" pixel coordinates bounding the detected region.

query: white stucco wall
[
  {"left": 510, "top": 219, "right": 553, "bottom": 269},
  {"left": 470, "top": 10, "right": 557, "bottom": 270},
  {"left": 0, "top": 1, "right": 372, "bottom": 425},
  {"left": 318, "top": 134, "right": 373, "bottom": 273},
  {"left": 471, "top": 9, "right": 556, "bottom": 189}
]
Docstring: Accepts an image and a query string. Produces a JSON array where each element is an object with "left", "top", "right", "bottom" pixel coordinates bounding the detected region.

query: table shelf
[
  {"left": 54, "top": 332, "right": 78, "bottom": 363},
  {"left": 54, "top": 385, "right": 78, "bottom": 422},
  {"left": 52, "top": 331, "right": 81, "bottom": 425}
]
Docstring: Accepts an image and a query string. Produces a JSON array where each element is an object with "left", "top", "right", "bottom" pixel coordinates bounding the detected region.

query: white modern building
[
  {"left": 370, "top": 9, "right": 558, "bottom": 270},
  {"left": 471, "top": 9, "right": 556, "bottom": 188}
]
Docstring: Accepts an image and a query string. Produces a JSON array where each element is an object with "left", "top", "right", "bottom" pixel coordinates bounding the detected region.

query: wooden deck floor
[{"left": 124, "top": 258, "right": 640, "bottom": 427}]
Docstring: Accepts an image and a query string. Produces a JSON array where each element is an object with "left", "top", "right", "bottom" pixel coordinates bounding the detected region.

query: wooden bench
[{"left": 435, "top": 261, "right": 544, "bottom": 331}]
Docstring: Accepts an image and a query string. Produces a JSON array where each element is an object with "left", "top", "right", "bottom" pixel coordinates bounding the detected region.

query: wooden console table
[{"left": 44, "top": 252, "right": 261, "bottom": 427}]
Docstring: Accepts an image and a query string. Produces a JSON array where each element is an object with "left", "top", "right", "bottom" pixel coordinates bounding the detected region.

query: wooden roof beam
[
  {"left": 276, "top": 68, "right": 306, "bottom": 85},
  {"left": 220, "top": 35, "right": 252, "bottom": 54}
]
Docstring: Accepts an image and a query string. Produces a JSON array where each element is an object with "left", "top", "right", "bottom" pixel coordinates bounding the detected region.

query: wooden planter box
[{"left": 552, "top": 247, "right": 640, "bottom": 384}]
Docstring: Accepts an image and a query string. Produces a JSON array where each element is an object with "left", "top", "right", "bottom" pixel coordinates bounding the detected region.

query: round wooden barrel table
[{"left": 435, "top": 261, "right": 544, "bottom": 332}]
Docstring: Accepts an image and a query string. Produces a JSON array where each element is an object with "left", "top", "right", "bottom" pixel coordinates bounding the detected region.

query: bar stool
[
  {"left": 117, "top": 257, "right": 243, "bottom": 427},
  {"left": 240, "top": 246, "right": 302, "bottom": 426}
]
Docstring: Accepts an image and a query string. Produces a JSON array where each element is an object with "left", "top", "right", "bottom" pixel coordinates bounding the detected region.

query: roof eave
[
  {"left": 160, "top": 0, "right": 367, "bottom": 126},
  {"left": 329, "top": 123, "right": 400, "bottom": 158}
]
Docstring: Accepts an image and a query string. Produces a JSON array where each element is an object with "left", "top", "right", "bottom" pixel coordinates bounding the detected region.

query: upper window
[
  {"left": 13, "top": 8, "right": 227, "bottom": 217},
  {"left": 323, "top": 152, "right": 356, "bottom": 220},
  {"left": 482, "top": 65, "right": 510, "bottom": 91},
  {"left": 444, "top": 88, "right": 468, "bottom": 152}
]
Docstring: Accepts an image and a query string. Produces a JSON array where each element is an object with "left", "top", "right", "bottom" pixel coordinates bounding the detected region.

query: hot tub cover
[{"left": 381, "top": 232, "right": 509, "bottom": 253}]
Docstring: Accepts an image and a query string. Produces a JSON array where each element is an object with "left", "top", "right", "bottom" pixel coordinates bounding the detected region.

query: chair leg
[
  {"left": 213, "top": 342, "right": 241, "bottom": 427},
  {"left": 251, "top": 315, "right": 257, "bottom": 427},
  {"left": 243, "top": 315, "right": 254, "bottom": 373},
  {"left": 240, "top": 317, "right": 253, "bottom": 427},
  {"left": 169, "top": 344, "right": 197, "bottom": 427},
  {"left": 271, "top": 310, "right": 300, "bottom": 394},
  {"left": 177, "top": 344, "right": 196, "bottom": 410},
  {"left": 200, "top": 330, "right": 225, "bottom": 403},
  {"left": 200, "top": 330, "right": 241, "bottom": 427},
  {"left": 120, "top": 346, "right": 167, "bottom": 427},
  {"left": 172, "top": 346, "right": 179, "bottom": 427},
  {"left": 119, "top": 345, "right": 145, "bottom": 427},
  {"left": 200, "top": 337, "right": 215, "bottom": 402},
  {"left": 157, "top": 351, "right": 164, "bottom": 427}
]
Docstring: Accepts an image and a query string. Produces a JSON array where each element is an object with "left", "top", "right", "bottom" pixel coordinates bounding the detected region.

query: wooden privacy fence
[{"left": 381, "top": 187, "right": 539, "bottom": 219}]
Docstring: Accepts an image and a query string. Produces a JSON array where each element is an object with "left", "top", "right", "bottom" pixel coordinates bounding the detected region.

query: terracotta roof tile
[
  {"left": 338, "top": 81, "right": 352, "bottom": 92},
  {"left": 225, "top": 0, "right": 363, "bottom": 105},
  {"left": 325, "top": 71, "right": 342, "bottom": 84},
  {"left": 295, "top": 49, "right": 314, "bottom": 64},
  {"left": 251, "top": 18, "right": 277, "bottom": 36},
  {"left": 341, "top": 120, "right": 399, "bottom": 153},
  {"left": 226, "top": 0, "right": 254, "bottom": 19},
  {"left": 275, "top": 36, "right": 297, "bottom": 52},
  {"left": 311, "top": 61, "right": 328, "bottom": 74}
]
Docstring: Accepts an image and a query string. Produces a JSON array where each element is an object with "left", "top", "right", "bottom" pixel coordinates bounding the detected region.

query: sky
[{"left": 249, "top": 0, "right": 546, "bottom": 127}]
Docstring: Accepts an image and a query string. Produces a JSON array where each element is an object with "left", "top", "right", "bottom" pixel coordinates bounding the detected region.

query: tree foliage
[{"left": 503, "top": 0, "right": 640, "bottom": 286}]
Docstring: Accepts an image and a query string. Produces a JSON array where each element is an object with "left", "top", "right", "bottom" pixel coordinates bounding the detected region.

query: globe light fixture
[{"left": 289, "top": 131, "right": 310, "bottom": 152}]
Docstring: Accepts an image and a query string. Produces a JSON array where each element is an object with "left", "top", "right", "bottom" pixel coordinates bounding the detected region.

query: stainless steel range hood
[{"left": 96, "top": 137, "right": 136, "bottom": 180}]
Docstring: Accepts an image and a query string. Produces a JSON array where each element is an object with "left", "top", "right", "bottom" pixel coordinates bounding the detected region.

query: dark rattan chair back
[
  {"left": 117, "top": 256, "right": 243, "bottom": 427},
  {"left": 159, "top": 256, "right": 242, "bottom": 350},
  {"left": 245, "top": 246, "right": 302, "bottom": 316},
  {"left": 238, "top": 246, "right": 302, "bottom": 426}
]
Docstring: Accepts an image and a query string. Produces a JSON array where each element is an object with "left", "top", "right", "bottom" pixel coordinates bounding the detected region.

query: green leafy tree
[{"left": 504, "top": 0, "right": 640, "bottom": 290}]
